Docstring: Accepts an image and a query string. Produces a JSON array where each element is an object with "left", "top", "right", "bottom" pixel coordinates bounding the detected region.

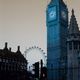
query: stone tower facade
[
  {"left": 46, "top": 0, "right": 68, "bottom": 80},
  {"left": 67, "top": 9, "right": 80, "bottom": 80}
]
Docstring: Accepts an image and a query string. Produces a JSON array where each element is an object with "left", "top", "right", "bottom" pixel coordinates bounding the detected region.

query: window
[
  {"left": 69, "top": 42, "right": 72, "bottom": 50},
  {"left": 3, "top": 59, "right": 5, "bottom": 62},
  {"left": 74, "top": 41, "right": 78, "bottom": 49}
]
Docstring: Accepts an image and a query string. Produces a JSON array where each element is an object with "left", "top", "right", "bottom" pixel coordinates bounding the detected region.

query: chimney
[
  {"left": 17, "top": 46, "right": 20, "bottom": 51},
  {"left": 9, "top": 47, "right": 11, "bottom": 52},
  {"left": 5, "top": 42, "right": 8, "bottom": 49}
]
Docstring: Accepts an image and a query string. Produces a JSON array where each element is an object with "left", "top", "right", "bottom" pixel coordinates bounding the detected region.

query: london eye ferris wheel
[{"left": 24, "top": 46, "right": 47, "bottom": 67}]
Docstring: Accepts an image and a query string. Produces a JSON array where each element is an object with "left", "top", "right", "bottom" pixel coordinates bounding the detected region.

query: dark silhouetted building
[{"left": 0, "top": 42, "right": 28, "bottom": 80}]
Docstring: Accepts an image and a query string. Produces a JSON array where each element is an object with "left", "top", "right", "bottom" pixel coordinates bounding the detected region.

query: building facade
[
  {"left": 67, "top": 10, "right": 80, "bottom": 80},
  {"left": 47, "top": 0, "right": 80, "bottom": 80},
  {"left": 0, "top": 42, "right": 28, "bottom": 80},
  {"left": 46, "top": 0, "right": 68, "bottom": 80}
]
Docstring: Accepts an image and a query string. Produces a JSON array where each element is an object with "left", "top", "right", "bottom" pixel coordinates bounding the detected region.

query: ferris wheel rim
[{"left": 24, "top": 46, "right": 47, "bottom": 66}]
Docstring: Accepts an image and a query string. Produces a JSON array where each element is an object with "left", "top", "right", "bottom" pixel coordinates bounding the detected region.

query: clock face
[
  {"left": 61, "top": 11, "right": 67, "bottom": 20},
  {"left": 48, "top": 6, "right": 56, "bottom": 21},
  {"left": 49, "top": 11, "right": 56, "bottom": 19}
]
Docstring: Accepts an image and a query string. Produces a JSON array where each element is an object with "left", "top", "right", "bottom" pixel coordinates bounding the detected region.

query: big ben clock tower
[{"left": 46, "top": 0, "right": 68, "bottom": 80}]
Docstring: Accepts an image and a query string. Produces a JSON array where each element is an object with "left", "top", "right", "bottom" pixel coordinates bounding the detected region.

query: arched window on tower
[{"left": 73, "top": 41, "right": 78, "bottom": 49}]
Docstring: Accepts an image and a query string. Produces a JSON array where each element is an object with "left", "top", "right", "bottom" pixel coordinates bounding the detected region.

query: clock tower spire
[{"left": 47, "top": 0, "right": 68, "bottom": 80}]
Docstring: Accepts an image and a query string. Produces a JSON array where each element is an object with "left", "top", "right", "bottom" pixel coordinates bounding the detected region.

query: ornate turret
[
  {"left": 69, "top": 9, "right": 79, "bottom": 35},
  {"left": 67, "top": 9, "right": 80, "bottom": 80}
]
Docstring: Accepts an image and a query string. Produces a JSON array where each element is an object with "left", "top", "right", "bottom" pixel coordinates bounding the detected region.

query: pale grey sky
[{"left": 0, "top": 0, "right": 80, "bottom": 54}]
